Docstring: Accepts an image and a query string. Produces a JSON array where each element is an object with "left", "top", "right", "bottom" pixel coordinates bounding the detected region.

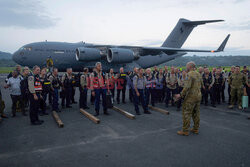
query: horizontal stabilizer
[
  {"left": 141, "top": 34, "right": 230, "bottom": 55},
  {"left": 183, "top": 20, "right": 224, "bottom": 26}
]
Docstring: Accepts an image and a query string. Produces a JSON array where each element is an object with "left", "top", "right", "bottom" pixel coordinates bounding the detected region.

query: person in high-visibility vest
[
  {"left": 39, "top": 67, "right": 50, "bottom": 115},
  {"left": 28, "top": 65, "right": 44, "bottom": 125},
  {"left": 116, "top": 67, "right": 127, "bottom": 104},
  {"left": 90, "top": 62, "right": 109, "bottom": 116}
]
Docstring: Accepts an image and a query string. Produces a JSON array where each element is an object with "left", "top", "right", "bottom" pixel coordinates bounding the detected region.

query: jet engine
[
  {"left": 76, "top": 47, "right": 101, "bottom": 61},
  {"left": 107, "top": 48, "right": 134, "bottom": 64}
]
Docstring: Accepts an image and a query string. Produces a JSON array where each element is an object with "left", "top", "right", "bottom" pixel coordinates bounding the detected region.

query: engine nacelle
[
  {"left": 76, "top": 47, "right": 101, "bottom": 61},
  {"left": 107, "top": 48, "right": 134, "bottom": 64}
]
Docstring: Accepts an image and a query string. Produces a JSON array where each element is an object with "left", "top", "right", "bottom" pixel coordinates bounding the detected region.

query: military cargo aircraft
[{"left": 12, "top": 18, "right": 230, "bottom": 72}]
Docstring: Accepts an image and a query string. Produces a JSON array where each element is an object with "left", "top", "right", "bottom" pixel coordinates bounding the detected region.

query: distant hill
[
  {"left": 0, "top": 51, "right": 12, "bottom": 59},
  {"left": 0, "top": 51, "right": 16, "bottom": 67},
  {"left": 163, "top": 55, "right": 250, "bottom": 67}
]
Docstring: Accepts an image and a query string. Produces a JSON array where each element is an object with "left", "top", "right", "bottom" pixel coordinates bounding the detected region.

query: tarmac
[{"left": 0, "top": 75, "right": 250, "bottom": 167}]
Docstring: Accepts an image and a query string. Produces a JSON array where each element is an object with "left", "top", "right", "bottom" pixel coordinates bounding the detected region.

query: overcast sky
[{"left": 0, "top": 0, "right": 249, "bottom": 56}]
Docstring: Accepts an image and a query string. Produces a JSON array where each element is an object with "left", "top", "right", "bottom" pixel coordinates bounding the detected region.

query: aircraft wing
[{"left": 89, "top": 34, "right": 230, "bottom": 56}]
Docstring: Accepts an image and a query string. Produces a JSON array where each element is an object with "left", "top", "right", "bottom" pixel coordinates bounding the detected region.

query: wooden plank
[
  {"left": 112, "top": 106, "right": 135, "bottom": 120},
  {"left": 52, "top": 111, "right": 64, "bottom": 128},
  {"left": 148, "top": 105, "right": 170, "bottom": 115},
  {"left": 80, "top": 108, "right": 100, "bottom": 124}
]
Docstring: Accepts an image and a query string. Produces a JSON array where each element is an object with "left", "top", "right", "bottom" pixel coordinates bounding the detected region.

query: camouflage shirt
[
  {"left": 228, "top": 73, "right": 246, "bottom": 89},
  {"left": 181, "top": 70, "right": 202, "bottom": 103}
]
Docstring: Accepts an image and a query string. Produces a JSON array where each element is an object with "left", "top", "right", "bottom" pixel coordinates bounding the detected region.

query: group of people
[
  {"left": 0, "top": 62, "right": 249, "bottom": 135},
  {"left": 199, "top": 65, "right": 249, "bottom": 110}
]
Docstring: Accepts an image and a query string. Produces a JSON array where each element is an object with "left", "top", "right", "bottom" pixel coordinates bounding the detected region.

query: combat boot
[
  {"left": 177, "top": 130, "right": 189, "bottom": 136},
  {"left": 228, "top": 105, "right": 234, "bottom": 109},
  {"left": 190, "top": 128, "right": 199, "bottom": 134},
  {"left": 104, "top": 110, "right": 110, "bottom": 115},
  {"left": 94, "top": 110, "right": 99, "bottom": 116}
]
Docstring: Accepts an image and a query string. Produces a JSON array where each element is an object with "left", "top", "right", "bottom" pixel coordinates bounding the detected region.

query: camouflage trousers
[
  {"left": 230, "top": 88, "right": 243, "bottom": 106},
  {"left": 182, "top": 101, "right": 200, "bottom": 132}
]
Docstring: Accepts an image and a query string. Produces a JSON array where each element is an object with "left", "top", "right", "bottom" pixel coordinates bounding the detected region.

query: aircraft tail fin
[
  {"left": 215, "top": 34, "right": 230, "bottom": 52},
  {"left": 161, "top": 18, "right": 224, "bottom": 48}
]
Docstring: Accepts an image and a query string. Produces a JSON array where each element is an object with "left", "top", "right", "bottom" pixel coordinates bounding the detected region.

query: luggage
[
  {"left": 106, "top": 94, "right": 113, "bottom": 108},
  {"left": 242, "top": 96, "right": 248, "bottom": 109}
]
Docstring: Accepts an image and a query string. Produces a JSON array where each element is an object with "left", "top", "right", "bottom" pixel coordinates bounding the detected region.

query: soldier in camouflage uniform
[
  {"left": 228, "top": 66, "right": 247, "bottom": 110},
  {"left": 227, "top": 66, "right": 235, "bottom": 104},
  {"left": 175, "top": 61, "right": 203, "bottom": 136}
]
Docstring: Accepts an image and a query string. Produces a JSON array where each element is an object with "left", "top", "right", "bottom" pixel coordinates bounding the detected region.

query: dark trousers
[
  {"left": 29, "top": 94, "right": 40, "bottom": 123},
  {"left": 117, "top": 85, "right": 126, "bottom": 103},
  {"left": 133, "top": 89, "right": 148, "bottom": 113},
  {"left": 79, "top": 87, "right": 88, "bottom": 108},
  {"left": 145, "top": 88, "right": 156, "bottom": 106},
  {"left": 71, "top": 87, "right": 76, "bottom": 103},
  {"left": 94, "top": 88, "right": 107, "bottom": 113},
  {"left": 10, "top": 95, "right": 24, "bottom": 115},
  {"left": 165, "top": 88, "right": 177, "bottom": 106},
  {"left": 52, "top": 88, "right": 59, "bottom": 111},
  {"left": 65, "top": 87, "right": 72, "bottom": 107},
  {"left": 90, "top": 90, "right": 95, "bottom": 104},
  {"left": 203, "top": 87, "right": 215, "bottom": 105},
  {"left": 61, "top": 90, "right": 65, "bottom": 106},
  {"left": 228, "top": 85, "right": 231, "bottom": 104},
  {"left": 40, "top": 92, "right": 48, "bottom": 113},
  {"left": 214, "top": 84, "right": 221, "bottom": 104},
  {"left": 162, "top": 85, "right": 166, "bottom": 102},
  {"left": 221, "top": 85, "right": 225, "bottom": 102},
  {"left": 129, "top": 88, "right": 134, "bottom": 102},
  {"left": 155, "top": 85, "right": 164, "bottom": 103},
  {"left": 247, "top": 86, "right": 250, "bottom": 104},
  {"left": 49, "top": 91, "right": 52, "bottom": 104},
  {"left": 110, "top": 88, "right": 115, "bottom": 100},
  {"left": 22, "top": 95, "right": 29, "bottom": 109},
  {"left": 177, "top": 87, "right": 183, "bottom": 108}
]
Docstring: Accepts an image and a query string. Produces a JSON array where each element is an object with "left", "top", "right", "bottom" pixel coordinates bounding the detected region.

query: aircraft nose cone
[{"left": 12, "top": 51, "right": 19, "bottom": 63}]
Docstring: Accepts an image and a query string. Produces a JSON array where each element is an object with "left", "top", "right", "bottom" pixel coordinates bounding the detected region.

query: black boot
[
  {"left": 94, "top": 110, "right": 99, "bottom": 116},
  {"left": 104, "top": 110, "right": 110, "bottom": 115}
]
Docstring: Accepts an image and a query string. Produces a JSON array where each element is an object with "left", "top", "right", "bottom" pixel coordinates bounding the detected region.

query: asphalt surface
[{"left": 0, "top": 75, "right": 250, "bottom": 167}]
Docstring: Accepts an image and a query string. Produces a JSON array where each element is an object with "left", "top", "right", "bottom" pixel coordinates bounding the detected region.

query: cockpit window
[{"left": 20, "top": 47, "right": 32, "bottom": 51}]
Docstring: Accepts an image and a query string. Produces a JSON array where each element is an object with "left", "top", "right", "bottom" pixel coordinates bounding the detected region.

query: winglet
[{"left": 212, "top": 34, "right": 230, "bottom": 52}]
